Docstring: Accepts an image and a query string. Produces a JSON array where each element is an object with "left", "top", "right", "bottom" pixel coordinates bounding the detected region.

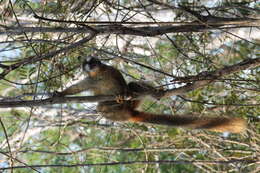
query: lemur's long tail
[{"left": 128, "top": 110, "right": 246, "bottom": 133}]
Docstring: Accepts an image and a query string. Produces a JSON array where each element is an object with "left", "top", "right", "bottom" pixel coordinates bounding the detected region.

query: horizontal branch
[
  {"left": 1, "top": 18, "right": 259, "bottom": 36},
  {"left": 8, "top": 147, "right": 253, "bottom": 155},
  {"left": 0, "top": 58, "right": 259, "bottom": 108},
  {"left": 0, "top": 159, "right": 257, "bottom": 170},
  {"left": 155, "top": 57, "right": 260, "bottom": 98},
  {"left": 0, "top": 95, "right": 115, "bottom": 108},
  {"left": 34, "top": 13, "right": 259, "bottom": 26}
]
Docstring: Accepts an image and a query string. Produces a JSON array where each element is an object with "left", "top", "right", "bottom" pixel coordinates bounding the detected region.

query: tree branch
[
  {"left": 0, "top": 32, "right": 97, "bottom": 79},
  {"left": 0, "top": 58, "right": 259, "bottom": 108},
  {"left": 1, "top": 17, "right": 259, "bottom": 36},
  {"left": 0, "top": 159, "right": 257, "bottom": 170},
  {"left": 158, "top": 58, "right": 260, "bottom": 98},
  {"left": 0, "top": 95, "right": 115, "bottom": 108}
]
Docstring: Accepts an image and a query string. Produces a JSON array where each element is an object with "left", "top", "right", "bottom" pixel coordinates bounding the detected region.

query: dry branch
[
  {"left": 0, "top": 159, "right": 257, "bottom": 170},
  {"left": 0, "top": 32, "right": 96, "bottom": 79},
  {"left": 0, "top": 95, "right": 115, "bottom": 108},
  {"left": 158, "top": 57, "right": 260, "bottom": 98},
  {"left": 0, "top": 58, "right": 259, "bottom": 108},
  {"left": 1, "top": 18, "right": 259, "bottom": 37}
]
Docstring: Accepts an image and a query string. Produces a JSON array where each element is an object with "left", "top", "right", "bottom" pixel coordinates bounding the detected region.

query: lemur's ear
[
  {"left": 77, "top": 56, "right": 96, "bottom": 62},
  {"left": 81, "top": 56, "right": 100, "bottom": 63},
  {"left": 77, "top": 56, "right": 90, "bottom": 62}
]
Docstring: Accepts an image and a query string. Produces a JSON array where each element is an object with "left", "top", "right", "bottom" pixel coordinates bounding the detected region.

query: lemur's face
[{"left": 82, "top": 57, "right": 102, "bottom": 73}]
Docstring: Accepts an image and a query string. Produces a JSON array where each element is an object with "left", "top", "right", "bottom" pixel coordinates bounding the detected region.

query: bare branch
[
  {"left": 7, "top": 147, "right": 253, "bottom": 155},
  {"left": 0, "top": 58, "right": 259, "bottom": 108},
  {"left": 0, "top": 152, "right": 40, "bottom": 173},
  {"left": 0, "top": 159, "right": 257, "bottom": 170},
  {"left": 1, "top": 18, "right": 259, "bottom": 36},
  {"left": 152, "top": 57, "right": 260, "bottom": 98},
  {"left": 0, "top": 95, "right": 115, "bottom": 108},
  {"left": 33, "top": 14, "right": 258, "bottom": 26},
  {"left": 0, "top": 32, "right": 96, "bottom": 79},
  {"left": 0, "top": 118, "right": 14, "bottom": 171}
]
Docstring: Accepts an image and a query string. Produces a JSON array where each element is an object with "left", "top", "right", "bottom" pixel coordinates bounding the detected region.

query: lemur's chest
[
  {"left": 89, "top": 67, "right": 128, "bottom": 96},
  {"left": 91, "top": 77, "right": 126, "bottom": 96}
]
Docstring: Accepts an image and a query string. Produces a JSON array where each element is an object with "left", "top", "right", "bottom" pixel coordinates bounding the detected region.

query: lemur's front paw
[
  {"left": 116, "top": 95, "right": 125, "bottom": 104},
  {"left": 115, "top": 95, "right": 132, "bottom": 104}
]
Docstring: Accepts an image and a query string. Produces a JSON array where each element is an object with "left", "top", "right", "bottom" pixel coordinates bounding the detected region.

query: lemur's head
[
  {"left": 82, "top": 57, "right": 102, "bottom": 72},
  {"left": 82, "top": 57, "right": 102, "bottom": 77}
]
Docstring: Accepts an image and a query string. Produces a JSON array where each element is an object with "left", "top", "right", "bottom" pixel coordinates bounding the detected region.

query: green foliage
[{"left": 0, "top": 0, "right": 258, "bottom": 172}]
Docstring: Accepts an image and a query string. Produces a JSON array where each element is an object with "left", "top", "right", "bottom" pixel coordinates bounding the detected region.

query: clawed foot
[
  {"left": 115, "top": 95, "right": 132, "bottom": 104},
  {"left": 116, "top": 95, "right": 124, "bottom": 104}
]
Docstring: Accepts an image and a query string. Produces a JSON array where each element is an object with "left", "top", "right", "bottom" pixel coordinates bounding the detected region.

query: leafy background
[{"left": 0, "top": 0, "right": 259, "bottom": 172}]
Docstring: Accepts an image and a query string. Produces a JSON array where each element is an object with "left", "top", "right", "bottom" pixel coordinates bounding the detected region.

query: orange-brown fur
[{"left": 58, "top": 58, "right": 247, "bottom": 133}]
